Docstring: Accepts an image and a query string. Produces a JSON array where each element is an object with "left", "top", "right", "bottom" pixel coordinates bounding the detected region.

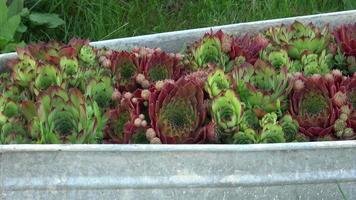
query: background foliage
[{"left": 17, "top": 0, "right": 356, "bottom": 43}]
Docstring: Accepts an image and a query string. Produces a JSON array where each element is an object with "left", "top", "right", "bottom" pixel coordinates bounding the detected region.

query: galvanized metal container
[{"left": 1, "top": 10, "right": 356, "bottom": 200}]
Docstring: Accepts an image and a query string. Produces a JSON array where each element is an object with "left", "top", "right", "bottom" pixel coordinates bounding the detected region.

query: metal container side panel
[{"left": 0, "top": 141, "right": 356, "bottom": 199}]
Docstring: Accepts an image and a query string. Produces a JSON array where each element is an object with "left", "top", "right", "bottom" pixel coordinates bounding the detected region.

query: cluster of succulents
[{"left": 1, "top": 21, "right": 356, "bottom": 144}]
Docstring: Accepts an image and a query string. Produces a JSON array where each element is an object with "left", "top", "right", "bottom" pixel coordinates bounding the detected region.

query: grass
[{"left": 23, "top": 0, "right": 356, "bottom": 43}]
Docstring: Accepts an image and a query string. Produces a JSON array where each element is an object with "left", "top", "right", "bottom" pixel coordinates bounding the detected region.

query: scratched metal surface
[{"left": 0, "top": 10, "right": 356, "bottom": 200}]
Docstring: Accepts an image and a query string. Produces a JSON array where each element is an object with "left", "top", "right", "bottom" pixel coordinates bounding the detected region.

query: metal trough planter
[{"left": 1, "top": 10, "right": 356, "bottom": 200}]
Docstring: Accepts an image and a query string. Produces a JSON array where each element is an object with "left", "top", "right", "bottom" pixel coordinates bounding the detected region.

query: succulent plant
[
  {"left": 79, "top": 45, "right": 96, "bottom": 65},
  {"left": 204, "top": 69, "right": 230, "bottom": 98},
  {"left": 260, "top": 47, "right": 290, "bottom": 69},
  {"left": 86, "top": 76, "right": 114, "bottom": 109},
  {"left": 34, "top": 65, "right": 62, "bottom": 94},
  {"left": 11, "top": 55, "right": 36, "bottom": 87},
  {"left": 211, "top": 89, "right": 243, "bottom": 142},
  {"left": 104, "top": 95, "right": 144, "bottom": 143},
  {"left": 333, "top": 23, "right": 356, "bottom": 57},
  {"left": 148, "top": 76, "right": 215, "bottom": 144},
  {"left": 232, "top": 128, "right": 258, "bottom": 144},
  {"left": 230, "top": 34, "right": 269, "bottom": 64},
  {"left": 233, "top": 59, "right": 292, "bottom": 118},
  {"left": 187, "top": 30, "right": 232, "bottom": 70},
  {"left": 111, "top": 51, "right": 140, "bottom": 91},
  {"left": 23, "top": 86, "right": 105, "bottom": 144},
  {"left": 280, "top": 114, "right": 299, "bottom": 142},
  {"left": 259, "top": 112, "right": 286, "bottom": 143},
  {"left": 289, "top": 74, "right": 338, "bottom": 140},
  {"left": 265, "top": 21, "right": 332, "bottom": 59},
  {"left": 0, "top": 120, "right": 29, "bottom": 144},
  {"left": 138, "top": 48, "right": 183, "bottom": 83},
  {"left": 0, "top": 87, "right": 29, "bottom": 144},
  {"left": 289, "top": 50, "right": 333, "bottom": 75},
  {"left": 333, "top": 23, "right": 356, "bottom": 75}
]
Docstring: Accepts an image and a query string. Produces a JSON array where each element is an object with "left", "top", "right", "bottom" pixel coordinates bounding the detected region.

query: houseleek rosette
[
  {"left": 211, "top": 89, "right": 243, "bottom": 143},
  {"left": 230, "top": 34, "right": 269, "bottom": 64},
  {"left": 204, "top": 69, "right": 230, "bottom": 98},
  {"left": 187, "top": 30, "right": 232, "bottom": 70},
  {"left": 289, "top": 74, "right": 338, "bottom": 140},
  {"left": 104, "top": 89, "right": 149, "bottom": 144},
  {"left": 111, "top": 51, "right": 140, "bottom": 91},
  {"left": 139, "top": 48, "right": 183, "bottom": 83},
  {"left": 233, "top": 60, "right": 292, "bottom": 118},
  {"left": 34, "top": 65, "right": 62, "bottom": 94},
  {"left": 148, "top": 76, "right": 215, "bottom": 144},
  {"left": 0, "top": 92, "right": 29, "bottom": 144},
  {"left": 11, "top": 55, "right": 36, "bottom": 87},
  {"left": 259, "top": 112, "right": 285, "bottom": 143},
  {"left": 86, "top": 76, "right": 114, "bottom": 109},
  {"left": 265, "top": 21, "right": 332, "bottom": 59},
  {"left": 23, "top": 86, "right": 106, "bottom": 144},
  {"left": 333, "top": 23, "right": 356, "bottom": 75}
]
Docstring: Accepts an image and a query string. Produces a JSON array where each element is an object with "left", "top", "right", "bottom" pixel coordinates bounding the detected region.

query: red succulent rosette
[
  {"left": 110, "top": 51, "right": 141, "bottom": 92},
  {"left": 333, "top": 23, "right": 356, "bottom": 57},
  {"left": 230, "top": 34, "right": 269, "bottom": 64},
  {"left": 148, "top": 76, "right": 215, "bottom": 144},
  {"left": 289, "top": 74, "right": 338, "bottom": 140},
  {"left": 138, "top": 48, "right": 183, "bottom": 83},
  {"left": 104, "top": 90, "right": 146, "bottom": 144}
]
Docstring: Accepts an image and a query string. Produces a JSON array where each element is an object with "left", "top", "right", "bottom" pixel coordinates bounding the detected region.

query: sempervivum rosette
[
  {"left": 111, "top": 51, "right": 140, "bottom": 92},
  {"left": 104, "top": 90, "right": 149, "bottom": 144},
  {"left": 230, "top": 34, "right": 269, "bottom": 65},
  {"left": 333, "top": 23, "right": 356, "bottom": 75},
  {"left": 186, "top": 30, "right": 233, "bottom": 70},
  {"left": 85, "top": 76, "right": 114, "bottom": 109},
  {"left": 204, "top": 68, "right": 231, "bottom": 98},
  {"left": 0, "top": 85, "right": 29, "bottom": 144},
  {"left": 211, "top": 89, "right": 243, "bottom": 143},
  {"left": 22, "top": 86, "right": 106, "bottom": 144},
  {"left": 233, "top": 59, "right": 292, "bottom": 118},
  {"left": 265, "top": 21, "right": 332, "bottom": 59},
  {"left": 289, "top": 73, "right": 339, "bottom": 140},
  {"left": 134, "top": 47, "right": 184, "bottom": 87},
  {"left": 148, "top": 75, "right": 215, "bottom": 144},
  {"left": 264, "top": 21, "right": 333, "bottom": 75}
]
